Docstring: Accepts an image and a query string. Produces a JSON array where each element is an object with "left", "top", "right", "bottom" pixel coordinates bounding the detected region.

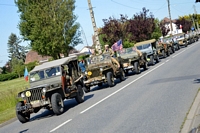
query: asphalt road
[{"left": 1, "top": 41, "right": 200, "bottom": 133}]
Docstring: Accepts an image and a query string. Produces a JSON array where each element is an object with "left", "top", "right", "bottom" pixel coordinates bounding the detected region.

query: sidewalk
[{"left": 181, "top": 91, "right": 200, "bottom": 133}]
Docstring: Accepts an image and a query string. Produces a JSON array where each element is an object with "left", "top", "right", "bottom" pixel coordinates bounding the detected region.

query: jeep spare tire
[
  {"left": 107, "top": 72, "right": 115, "bottom": 87},
  {"left": 75, "top": 85, "right": 84, "bottom": 103},
  {"left": 16, "top": 101, "right": 30, "bottom": 123},
  {"left": 51, "top": 93, "right": 64, "bottom": 115}
]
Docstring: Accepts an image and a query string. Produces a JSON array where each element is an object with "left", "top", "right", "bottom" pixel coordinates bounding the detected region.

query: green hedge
[{"left": 0, "top": 73, "right": 18, "bottom": 81}]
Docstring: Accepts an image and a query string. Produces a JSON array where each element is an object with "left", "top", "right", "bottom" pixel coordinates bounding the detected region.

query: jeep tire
[
  {"left": 51, "top": 93, "right": 64, "bottom": 115},
  {"left": 83, "top": 86, "right": 90, "bottom": 93},
  {"left": 162, "top": 50, "right": 167, "bottom": 58},
  {"left": 107, "top": 72, "right": 115, "bottom": 87},
  {"left": 134, "top": 62, "right": 140, "bottom": 74},
  {"left": 119, "top": 68, "right": 125, "bottom": 81},
  {"left": 16, "top": 102, "right": 30, "bottom": 123},
  {"left": 75, "top": 85, "right": 84, "bottom": 103},
  {"left": 150, "top": 55, "right": 155, "bottom": 65}
]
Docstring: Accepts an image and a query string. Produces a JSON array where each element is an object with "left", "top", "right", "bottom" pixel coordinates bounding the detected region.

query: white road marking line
[
  {"left": 172, "top": 49, "right": 186, "bottom": 58},
  {"left": 50, "top": 119, "right": 72, "bottom": 132},
  {"left": 80, "top": 62, "right": 165, "bottom": 114},
  {"left": 165, "top": 59, "right": 169, "bottom": 62}
]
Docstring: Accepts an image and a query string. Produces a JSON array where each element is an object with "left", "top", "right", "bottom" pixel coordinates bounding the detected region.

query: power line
[
  {"left": 0, "top": 4, "right": 15, "bottom": 6},
  {"left": 111, "top": 0, "right": 141, "bottom": 10}
]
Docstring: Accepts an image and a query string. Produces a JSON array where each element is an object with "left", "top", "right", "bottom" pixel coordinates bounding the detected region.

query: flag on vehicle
[
  {"left": 24, "top": 67, "right": 29, "bottom": 81},
  {"left": 112, "top": 39, "right": 123, "bottom": 51}
]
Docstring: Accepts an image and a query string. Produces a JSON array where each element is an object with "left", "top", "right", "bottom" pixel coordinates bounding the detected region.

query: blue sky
[{"left": 0, "top": 0, "right": 199, "bottom": 67}]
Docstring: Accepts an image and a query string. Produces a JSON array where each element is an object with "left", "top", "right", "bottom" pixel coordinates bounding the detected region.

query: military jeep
[
  {"left": 135, "top": 39, "right": 160, "bottom": 65},
  {"left": 16, "top": 56, "right": 85, "bottom": 123},
  {"left": 175, "top": 33, "right": 188, "bottom": 47},
  {"left": 83, "top": 53, "right": 125, "bottom": 92},
  {"left": 116, "top": 47, "right": 148, "bottom": 75}
]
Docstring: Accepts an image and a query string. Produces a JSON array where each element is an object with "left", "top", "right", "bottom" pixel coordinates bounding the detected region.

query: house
[
  {"left": 162, "top": 17, "right": 183, "bottom": 36},
  {"left": 25, "top": 50, "right": 51, "bottom": 64},
  {"left": 79, "top": 46, "right": 93, "bottom": 54}
]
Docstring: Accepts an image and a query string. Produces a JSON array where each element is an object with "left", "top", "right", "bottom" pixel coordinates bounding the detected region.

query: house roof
[
  {"left": 30, "top": 56, "right": 77, "bottom": 72},
  {"left": 25, "top": 50, "right": 51, "bottom": 64}
]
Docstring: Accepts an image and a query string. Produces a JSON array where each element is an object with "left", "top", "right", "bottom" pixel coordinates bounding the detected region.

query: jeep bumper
[{"left": 16, "top": 104, "right": 32, "bottom": 112}]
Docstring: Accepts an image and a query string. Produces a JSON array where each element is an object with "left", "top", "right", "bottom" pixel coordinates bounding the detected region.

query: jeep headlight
[
  {"left": 21, "top": 92, "right": 25, "bottom": 98},
  {"left": 129, "top": 59, "right": 132, "bottom": 62},
  {"left": 100, "top": 68, "right": 103, "bottom": 71},
  {"left": 85, "top": 71, "right": 88, "bottom": 75},
  {"left": 42, "top": 88, "right": 47, "bottom": 93}
]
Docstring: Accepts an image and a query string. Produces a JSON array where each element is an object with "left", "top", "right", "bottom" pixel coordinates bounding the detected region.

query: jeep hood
[{"left": 120, "top": 53, "right": 138, "bottom": 59}]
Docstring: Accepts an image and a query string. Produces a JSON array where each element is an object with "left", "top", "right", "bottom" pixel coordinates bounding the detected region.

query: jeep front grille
[
  {"left": 90, "top": 69, "right": 100, "bottom": 78},
  {"left": 26, "top": 88, "right": 43, "bottom": 103}
]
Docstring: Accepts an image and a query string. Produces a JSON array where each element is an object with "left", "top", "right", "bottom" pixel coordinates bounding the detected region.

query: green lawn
[
  {"left": 0, "top": 78, "right": 30, "bottom": 124},
  {"left": 0, "top": 77, "right": 29, "bottom": 92}
]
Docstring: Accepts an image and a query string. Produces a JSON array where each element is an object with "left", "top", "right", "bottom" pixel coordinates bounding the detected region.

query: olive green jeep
[
  {"left": 16, "top": 56, "right": 85, "bottom": 123},
  {"left": 116, "top": 47, "right": 148, "bottom": 75},
  {"left": 135, "top": 39, "right": 160, "bottom": 65},
  {"left": 83, "top": 53, "right": 125, "bottom": 93},
  {"left": 175, "top": 33, "right": 188, "bottom": 47}
]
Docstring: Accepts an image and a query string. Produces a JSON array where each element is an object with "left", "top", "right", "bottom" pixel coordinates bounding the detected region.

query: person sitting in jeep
[{"left": 103, "top": 44, "right": 114, "bottom": 57}]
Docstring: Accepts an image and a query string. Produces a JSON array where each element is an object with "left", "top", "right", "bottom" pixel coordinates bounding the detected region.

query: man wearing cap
[{"left": 103, "top": 44, "right": 114, "bottom": 57}]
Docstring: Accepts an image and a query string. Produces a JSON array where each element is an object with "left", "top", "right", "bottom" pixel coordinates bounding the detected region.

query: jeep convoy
[{"left": 16, "top": 31, "right": 199, "bottom": 123}]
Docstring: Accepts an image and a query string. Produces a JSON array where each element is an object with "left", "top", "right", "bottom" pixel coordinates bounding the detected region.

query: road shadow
[
  {"left": 194, "top": 79, "right": 200, "bottom": 83},
  {"left": 29, "top": 94, "right": 94, "bottom": 122},
  {"left": 150, "top": 74, "right": 200, "bottom": 84},
  {"left": 19, "top": 129, "right": 29, "bottom": 133}
]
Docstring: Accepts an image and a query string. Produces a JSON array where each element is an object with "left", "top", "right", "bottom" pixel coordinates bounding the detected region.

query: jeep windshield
[
  {"left": 30, "top": 66, "right": 61, "bottom": 82},
  {"left": 136, "top": 43, "right": 151, "bottom": 50},
  {"left": 86, "top": 54, "right": 111, "bottom": 65},
  {"left": 117, "top": 47, "right": 137, "bottom": 56}
]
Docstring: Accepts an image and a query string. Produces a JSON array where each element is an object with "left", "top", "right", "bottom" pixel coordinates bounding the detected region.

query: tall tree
[
  {"left": 11, "top": 58, "right": 24, "bottom": 78},
  {"left": 15, "top": 0, "right": 82, "bottom": 59},
  {"left": 7, "top": 33, "right": 27, "bottom": 62},
  {"left": 151, "top": 18, "right": 162, "bottom": 40}
]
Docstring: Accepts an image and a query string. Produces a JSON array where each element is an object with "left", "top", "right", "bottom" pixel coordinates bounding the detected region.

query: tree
[
  {"left": 160, "top": 19, "right": 170, "bottom": 37},
  {"left": 127, "top": 8, "right": 155, "bottom": 42},
  {"left": 7, "top": 33, "right": 27, "bottom": 62},
  {"left": 101, "top": 15, "right": 128, "bottom": 48},
  {"left": 175, "top": 18, "right": 192, "bottom": 32},
  {"left": 15, "top": 0, "right": 82, "bottom": 59},
  {"left": 151, "top": 19, "right": 162, "bottom": 40},
  {"left": 11, "top": 58, "right": 24, "bottom": 78}
]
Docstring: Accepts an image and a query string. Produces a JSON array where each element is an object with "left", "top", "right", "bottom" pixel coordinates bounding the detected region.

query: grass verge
[{"left": 0, "top": 78, "right": 29, "bottom": 124}]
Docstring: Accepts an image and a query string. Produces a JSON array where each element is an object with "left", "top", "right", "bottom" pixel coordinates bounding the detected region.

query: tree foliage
[
  {"left": 15, "top": 0, "right": 82, "bottom": 59},
  {"left": 175, "top": 18, "right": 192, "bottom": 33},
  {"left": 179, "top": 14, "right": 200, "bottom": 30},
  {"left": 11, "top": 58, "right": 24, "bottom": 78},
  {"left": 100, "top": 8, "right": 161, "bottom": 48},
  {"left": 7, "top": 33, "right": 27, "bottom": 62},
  {"left": 160, "top": 19, "right": 170, "bottom": 37}
]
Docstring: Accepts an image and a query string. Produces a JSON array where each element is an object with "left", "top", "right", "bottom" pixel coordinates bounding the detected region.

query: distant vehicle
[
  {"left": 116, "top": 47, "right": 148, "bottom": 75},
  {"left": 174, "top": 33, "right": 188, "bottom": 47},
  {"left": 16, "top": 56, "right": 85, "bottom": 123},
  {"left": 135, "top": 39, "right": 160, "bottom": 65},
  {"left": 83, "top": 53, "right": 125, "bottom": 92}
]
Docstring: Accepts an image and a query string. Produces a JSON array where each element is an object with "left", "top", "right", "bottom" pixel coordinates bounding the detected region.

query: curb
[{"left": 181, "top": 91, "right": 200, "bottom": 133}]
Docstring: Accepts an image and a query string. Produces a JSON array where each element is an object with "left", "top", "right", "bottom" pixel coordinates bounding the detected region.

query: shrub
[{"left": 0, "top": 73, "right": 18, "bottom": 81}]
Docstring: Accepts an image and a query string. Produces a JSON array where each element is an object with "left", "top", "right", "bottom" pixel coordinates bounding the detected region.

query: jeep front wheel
[
  {"left": 51, "top": 93, "right": 64, "bottom": 115},
  {"left": 150, "top": 55, "right": 155, "bottom": 65},
  {"left": 75, "top": 85, "right": 84, "bottom": 103},
  {"left": 134, "top": 62, "right": 140, "bottom": 74},
  {"left": 16, "top": 102, "right": 30, "bottom": 123},
  {"left": 119, "top": 68, "right": 125, "bottom": 81},
  {"left": 107, "top": 72, "right": 115, "bottom": 87}
]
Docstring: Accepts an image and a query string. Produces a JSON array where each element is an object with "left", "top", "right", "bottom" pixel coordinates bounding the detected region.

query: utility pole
[
  {"left": 193, "top": 5, "right": 199, "bottom": 31},
  {"left": 87, "top": 0, "right": 102, "bottom": 54},
  {"left": 167, "top": 0, "right": 173, "bottom": 35}
]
